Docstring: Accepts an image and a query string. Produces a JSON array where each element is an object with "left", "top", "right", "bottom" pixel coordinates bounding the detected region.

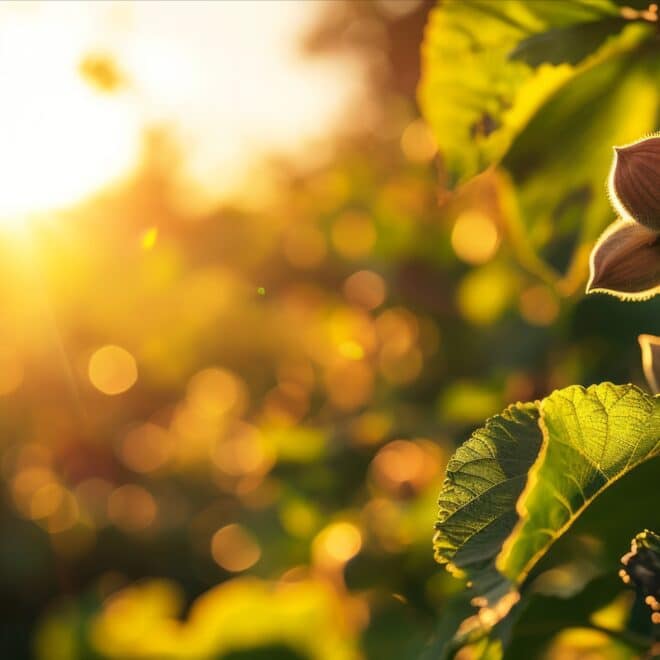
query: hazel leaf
[
  {"left": 418, "top": 0, "right": 651, "bottom": 187},
  {"left": 434, "top": 383, "right": 660, "bottom": 649},
  {"left": 509, "top": 17, "right": 627, "bottom": 67}
]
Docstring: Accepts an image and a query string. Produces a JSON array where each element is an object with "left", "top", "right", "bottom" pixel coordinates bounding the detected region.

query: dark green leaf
[
  {"left": 434, "top": 383, "right": 660, "bottom": 651},
  {"left": 509, "top": 18, "right": 628, "bottom": 67}
]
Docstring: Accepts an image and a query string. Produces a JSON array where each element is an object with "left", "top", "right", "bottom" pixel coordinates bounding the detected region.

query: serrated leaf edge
[{"left": 495, "top": 383, "right": 660, "bottom": 585}]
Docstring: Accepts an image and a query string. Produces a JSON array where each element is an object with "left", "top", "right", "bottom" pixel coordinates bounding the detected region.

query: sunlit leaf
[
  {"left": 434, "top": 403, "right": 542, "bottom": 590},
  {"left": 434, "top": 383, "right": 660, "bottom": 649},
  {"left": 418, "top": 0, "right": 649, "bottom": 187},
  {"left": 498, "top": 384, "right": 660, "bottom": 582},
  {"left": 503, "top": 38, "right": 659, "bottom": 249}
]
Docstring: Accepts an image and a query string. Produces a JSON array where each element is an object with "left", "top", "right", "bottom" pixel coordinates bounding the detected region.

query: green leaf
[
  {"left": 434, "top": 383, "right": 660, "bottom": 649},
  {"left": 504, "top": 44, "right": 660, "bottom": 248},
  {"left": 509, "top": 17, "right": 627, "bottom": 67},
  {"left": 434, "top": 402, "right": 542, "bottom": 591},
  {"left": 418, "top": 0, "right": 645, "bottom": 186},
  {"left": 499, "top": 385, "right": 660, "bottom": 582}
]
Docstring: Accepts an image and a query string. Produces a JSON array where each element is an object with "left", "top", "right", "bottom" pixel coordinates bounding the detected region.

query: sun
[{"left": 0, "top": 5, "right": 141, "bottom": 227}]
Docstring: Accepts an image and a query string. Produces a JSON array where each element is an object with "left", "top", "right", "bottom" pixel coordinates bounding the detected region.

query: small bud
[
  {"left": 609, "top": 135, "right": 660, "bottom": 231},
  {"left": 587, "top": 218, "right": 660, "bottom": 300},
  {"left": 639, "top": 334, "right": 660, "bottom": 394}
]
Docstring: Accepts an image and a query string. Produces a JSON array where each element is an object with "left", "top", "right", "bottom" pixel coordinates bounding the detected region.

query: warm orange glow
[
  {"left": 0, "top": 8, "right": 140, "bottom": 222},
  {"left": 331, "top": 211, "right": 377, "bottom": 259},
  {"left": 213, "top": 422, "right": 274, "bottom": 477},
  {"left": 349, "top": 411, "right": 393, "bottom": 446},
  {"left": 400, "top": 119, "right": 437, "bottom": 163},
  {"left": 0, "top": 347, "right": 24, "bottom": 395},
  {"left": 370, "top": 440, "right": 442, "bottom": 497},
  {"left": 187, "top": 368, "right": 247, "bottom": 420},
  {"left": 118, "top": 423, "right": 173, "bottom": 474},
  {"left": 141, "top": 227, "right": 159, "bottom": 250},
  {"left": 88, "top": 345, "right": 138, "bottom": 395},
  {"left": 283, "top": 224, "right": 327, "bottom": 269},
  {"left": 313, "top": 521, "right": 362, "bottom": 567},
  {"left": 519, "top": 285, "right": 560, "bottom": 326},
  {"left": 107, "top": 485, "right": 157, "bottom": 532},
  {"left": 30, "top": 482, "right": 64, "bottom": 520},
  {"left": 0, "top": 1, "right": 362, "bottom": 223},
  {"left": 324, "top": 361, "right": 374, "bottom": 411},
  {"left": 343, "top": 270, "right": 387, "bottom": 310},
  {"left": 338, "top": 340, "right": 366, "bottom": 361},
  {"left": 451, "top": 211, "right": 500, "bottom": 265},
  {"left": 211, "top": 523, "right": 261, "bottom": 572}
]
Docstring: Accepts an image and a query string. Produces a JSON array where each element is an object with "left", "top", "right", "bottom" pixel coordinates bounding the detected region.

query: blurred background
[{"left": 0, "top": 1, "right": 657, "bottom": 658}]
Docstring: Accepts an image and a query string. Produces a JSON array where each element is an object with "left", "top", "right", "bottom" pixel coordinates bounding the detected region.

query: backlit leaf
[
  {"left": 418, "top": 0, "right": 647, "bottom": 186},
  {"left": 434, "top": 383, "right": 660, "bottom": 648},
  {"left": 498, "top": 384, "right": 660, "bottom": 583},
  {"left": 509, "top": 18, "right": 627, "bottom": 67}
]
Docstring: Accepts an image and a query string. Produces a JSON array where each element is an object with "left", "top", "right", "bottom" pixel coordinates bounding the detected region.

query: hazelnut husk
[{"left": 609, "top": 135, "right": 660, "bottom": 231}]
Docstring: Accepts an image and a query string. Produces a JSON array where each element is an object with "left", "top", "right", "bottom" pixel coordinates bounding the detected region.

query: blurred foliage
[
  {"left": 36, "top": 577, "right": 362, "bottom": 660},
  {"left": 0, "top": 1, "right": 658, "bottom": 659}
]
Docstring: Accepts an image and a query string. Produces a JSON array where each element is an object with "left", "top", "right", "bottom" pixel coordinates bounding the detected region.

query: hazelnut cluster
[{"left": 587, "top": 135, "right": 660, "bottom": 300}]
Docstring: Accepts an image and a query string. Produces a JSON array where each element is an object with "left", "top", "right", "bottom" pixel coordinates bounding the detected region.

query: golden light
[
  {"left": 0, "top": 347, "right": 24, "bottom": 395},
  {"left": 519, "top": 285, "right": 560, "bottom": 326},
  {"left": 338, "top": 340, "right": 365, "bottom": 361},
  {"left": 279, "top": 500, "right": 319, "bottom": 538},
  {"left": 261, "top": 383, "right": 309, "bottom": 426},
  {"left": 0, "top": 7, "right": 141, "bottom": 223},
  {"left": 370, "top": 440, "right": 441, "bottom": 497},
  {"left": 141, "top": 227, "right": 159, "bottom": 250},
  {"left": 211, "top": 523, "right": 261, "bottom": 572},
  {"left": 379, "top": 345, "right": 423, "bottom": 385},
  {"left": 45, "top": 490, "right": 80, "bottom": 534},
  {"left": 349, "top": 411, "right": 393, "bottom": 446},
  {"left": 186, "top": 368, "right": 247, "bottom": 420},
  {"left": 107, "top": 484, "right": 157, "bottom": 532},
  {"left": 312, "top": 521, "right": 362, "bottom": 568},
  {"left": 88, "top": 345, "right": 138, "bottom": 395},
  {"left": 400, "top": 119, "right": 437, "bottom": 163},
  {"left": 0, "top": 0, "right": 364, "bottom": 225},
  {"left": 343, "top": 270, "right": 387, "bottom": 310},
  {"left": 30, "top": 482, "right": 64, "bottom": 520},
  {"left": 375, "top": 307, "right": 418, "bottom": 356},
  {"left": 450, "top": 210, "right": 500, "bottom": 265},
  {"left": 331, "top": 211, "right": 377, "bottom": 259},
  {"left": 283, "top": 224, "right": 327, "bottom": 269},
  {"left": 118, "top": 423, "right": 173, "bottom": 474},
  {"left": 213, "top": 422, "right": 275, "bottom": 478},
  {"left": 457, "top": 264, "right": 517, "bottom": 325},
  {"left": 75, "top": 478, "right": 113, "bottom": 523},
  {"left": 324, "top": 360, "right": 374, "bottom": 411}
]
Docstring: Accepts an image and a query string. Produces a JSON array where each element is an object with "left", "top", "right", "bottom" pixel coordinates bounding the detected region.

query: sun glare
[
  {"left": 0, "top": 6, "right": 141, "bottom": 226},
  {"left": 0, "top": 1, "right": 361, "bottom": 225}
]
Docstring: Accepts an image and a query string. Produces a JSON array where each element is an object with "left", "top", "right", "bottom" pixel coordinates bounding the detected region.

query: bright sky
[{"left": 0, "top": 0, "right": 363, "bottom": 220}]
